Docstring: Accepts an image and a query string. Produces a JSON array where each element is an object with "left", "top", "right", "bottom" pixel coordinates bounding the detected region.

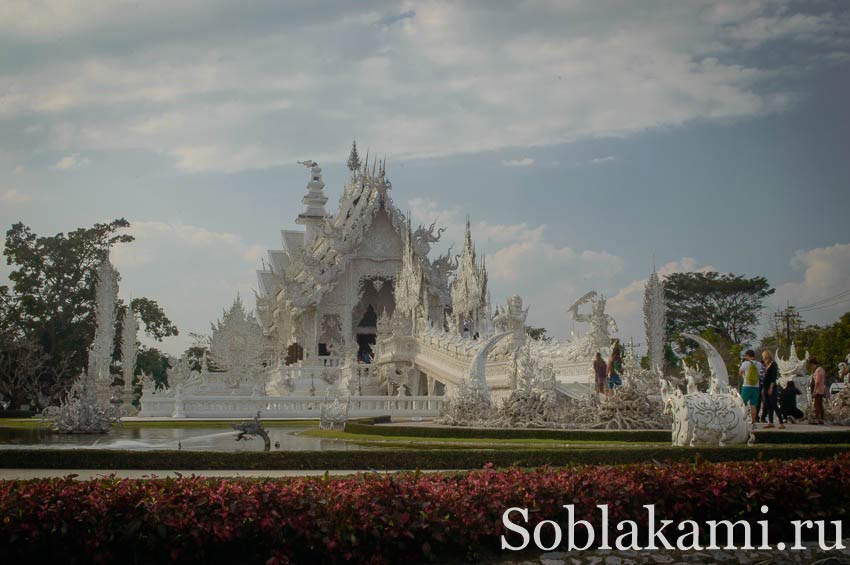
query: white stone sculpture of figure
[
  {"left": 661, "top": 333, "right": 753, "bottom": 447},
  {"left": 568, "top": 291, "right": 618, "bottom": 357}
]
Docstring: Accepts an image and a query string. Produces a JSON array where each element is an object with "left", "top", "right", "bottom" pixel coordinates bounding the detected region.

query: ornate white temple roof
[{"left": 256, "top": 143, "right": 411, "bottom": 320}]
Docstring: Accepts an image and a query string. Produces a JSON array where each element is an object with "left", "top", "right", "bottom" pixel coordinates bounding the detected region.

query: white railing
[{"left": 140, "top": 394, "right": 445, "bottom": 419}]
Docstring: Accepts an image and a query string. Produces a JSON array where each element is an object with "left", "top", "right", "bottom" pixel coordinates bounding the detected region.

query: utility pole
[{"left": 773, "top": 303, "right": 802, "bottom": 354}]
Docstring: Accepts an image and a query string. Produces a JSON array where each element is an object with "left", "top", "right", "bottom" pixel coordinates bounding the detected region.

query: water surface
[{"left": 0, "top": 426, "right": 369, "bottom": 452}]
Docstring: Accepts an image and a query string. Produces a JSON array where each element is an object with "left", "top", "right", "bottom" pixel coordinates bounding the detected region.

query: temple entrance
[
  {"left": 352, "top": 277, "right": 395, "bottom": 364},
  {"left": 285, "top": 343, "right": 304, "bottom": 365},
  {"left": 356, "top": 333, "right": 376, "bottom": 363}
]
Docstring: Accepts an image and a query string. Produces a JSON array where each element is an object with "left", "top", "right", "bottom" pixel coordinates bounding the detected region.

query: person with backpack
[{"left": 739, "top": 349, "right": 761, "bottom": 426}]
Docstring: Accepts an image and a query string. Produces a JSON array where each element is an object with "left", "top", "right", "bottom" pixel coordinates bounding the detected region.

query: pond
[{"left": 0, "top": 426, "right": 371, "bottom": 452}]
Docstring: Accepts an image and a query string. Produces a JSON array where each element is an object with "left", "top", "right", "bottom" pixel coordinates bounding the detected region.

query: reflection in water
[{"left": 0, "top": 426, "right": 367, "bottom": 452}]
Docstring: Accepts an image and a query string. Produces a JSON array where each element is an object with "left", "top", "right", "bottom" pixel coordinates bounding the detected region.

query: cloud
[
  {"left": 50, "top": 153, "right": 90, "bottom": 171},
  {"left": 1, "top": 189, "right": 33, "bottom": 203},
  {"left": 109, "top": 220, "right": 265, "bottom": 354},
  {"left": 501, "top": 157, "right": 535, "bottom": 167},
  {"left": 0, "top": 1, "right": 845, "bottom": 172},
  {"left": 773, "top": 243, "right": 850, "bottom": 326},
  {"left": 589, "top": 156, "right": 616, "bottom": 165}
]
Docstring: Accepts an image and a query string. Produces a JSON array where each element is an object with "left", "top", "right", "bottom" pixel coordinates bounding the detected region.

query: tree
[
  {"left": 665, "top": 272, "right": 774, "bottom": 348},
  {"left": 183, "top": 332, "right": 211, "bottom": 373},
  {"left": 2, "top": 219, "right": 133, "bottom": 378},
  {"left": 760, "top": 311, "right": 850, "bottom": 377},
  {"left": 135, "top": 347, "right": 171, "bottom": 390},
  {"left": 1, "top": 219, "right": 178, "bottom": 406},
  {"left": 524, "top": 326, "right": 550, "bottom": 342}
]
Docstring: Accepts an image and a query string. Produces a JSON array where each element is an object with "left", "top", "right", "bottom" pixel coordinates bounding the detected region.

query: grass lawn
[{"left": 301, "top": 428, "right": 669, "bottom": 449}]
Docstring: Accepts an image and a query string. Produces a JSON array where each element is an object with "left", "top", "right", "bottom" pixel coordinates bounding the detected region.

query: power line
[
  {"left": 797, "top": 288, "right": 850, "bottom": 310},
  {"left": 798, "top": 296, "right": 850, "bottom": 313}
]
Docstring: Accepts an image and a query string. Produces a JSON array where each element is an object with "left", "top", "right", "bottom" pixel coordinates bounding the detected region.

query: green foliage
[
  {"left": 342, "top": 421, "right": 850, "bottom": 444},
  {"left": 0, "top": 445, "right": 847, "bottom": 470},
  {"left": 2, "top": 219, "right": 133, "bottom": 380},
  {"left": 135, "top": 347, "right": 171, "bottom": 390},
  {"left": 129, "top": 297, "right": 178, "bottom": 341},
  {"left": 665, "top": 271, "right": 774, "bottom": 347},
  {"left": 761, "top": 311, "right": 850, "bottom": 377},
  {"left": 0, "top": 220, "right": 178, "bottom": 406},
  {"left": 524, "top": 325, "right": 549, "bottom": 341}
]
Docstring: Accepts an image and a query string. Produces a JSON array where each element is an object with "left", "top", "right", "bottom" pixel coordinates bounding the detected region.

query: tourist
[
  {"left": 811, "top": 358, "right": 827, "bottom": 425},
  {"left": 606, "top": 344, "right": 622, "bottom": 392},
  {"left": 739, "top": 350, "right": 761, "bottom": 426},
  {"left": 780, "top": 379, "right": 804, "bottom": 422},
  {"left": 761, "top": 351, "right": 785, "bottom": 429},
  {"left": 839, "top": 362, "right": 849, "bottom": 384},
  {"left": 756, "top": 354, "right": 768, "bottom": 423},
  {"left": 593, "top": 352, "right": 607, "bottom": 394}
]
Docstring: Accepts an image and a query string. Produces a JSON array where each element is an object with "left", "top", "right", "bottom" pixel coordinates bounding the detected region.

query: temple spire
[
  {"left": 295, "top": 161, "right": 328, "bottom": 246},
  {"left": 347, "top": 139, "right": 361, "bottom": 172}
]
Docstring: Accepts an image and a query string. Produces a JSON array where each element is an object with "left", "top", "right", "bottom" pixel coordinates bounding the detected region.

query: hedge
[
  {"left": 344, "top": 421, "right": 850, "bottom": 444},
  {"left": 1, "top": 444, "right": 848, "bottom": 470},
  {"left": 0, "top": 411, "right": 34, "bottom": 419},
  {"left": 2, "top": 455, "right": 850, "bottom": 563}
]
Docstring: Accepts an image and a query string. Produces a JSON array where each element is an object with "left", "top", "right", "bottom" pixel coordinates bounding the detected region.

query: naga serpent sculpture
[{"left": 232, "top": 411, "right": 271, "bottom": 452}]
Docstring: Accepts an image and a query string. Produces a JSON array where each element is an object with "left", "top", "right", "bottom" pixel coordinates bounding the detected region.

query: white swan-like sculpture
[
  {"left": 661, "top": 334, "right": 753, "bottom": 447},
  {"left": 463, "top": 331, "right": 516, "bottom": 408}
]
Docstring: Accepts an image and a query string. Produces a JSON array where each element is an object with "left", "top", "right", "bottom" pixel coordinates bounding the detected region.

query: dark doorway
[
  {"left": 285, "top": 343, "right": 304, "bottom": 365},
  {"left": 356, "top": 333, "right": 376, "bottom": 362}
]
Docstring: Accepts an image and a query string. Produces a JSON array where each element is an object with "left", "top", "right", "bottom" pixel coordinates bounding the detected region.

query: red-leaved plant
[{"left": 1, "top": 455, "right": 849, "bottom": 563}]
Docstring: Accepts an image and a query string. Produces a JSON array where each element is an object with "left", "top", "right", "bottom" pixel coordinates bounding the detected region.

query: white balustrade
[{"left": 140, "top": 394, "right": 444, "bottom": 419}]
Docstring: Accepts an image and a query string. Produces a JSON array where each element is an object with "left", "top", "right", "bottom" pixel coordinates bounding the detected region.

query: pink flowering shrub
[{"left": 1, "top": 455, "right": 849, "bottom": 563}]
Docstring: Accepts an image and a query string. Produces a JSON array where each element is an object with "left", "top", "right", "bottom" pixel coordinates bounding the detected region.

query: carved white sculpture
[
  {"left": 89, "top": 254, "right": 119, "bottom": 403},
  {"left": 661, "top": 333, "right": 753, "bottom": 446},
  {"left": 643, "top": 266, "right": 666, "bottom": 374},
  {"left": 450, "top": 219, "right": 488, "bottom": 335},
  {"left": 42, "top": 254, "right": 122, "bottom": 433},
  {"left": 207, "top": 295, "right": 268, "bottom": 388},
  {"left": 120, "top": 308, "right": 138, "bottom": 412},
  {"left": 776, "top": 342, "right": 812, "bottom": 410},
  {"left": 567, "top": 291, "right": 617, "bottom": 359}
]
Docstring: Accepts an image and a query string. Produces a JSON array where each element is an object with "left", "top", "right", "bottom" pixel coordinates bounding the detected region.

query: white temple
[{"left": 139, "top": 143, "right": 620, "bottom": 418}]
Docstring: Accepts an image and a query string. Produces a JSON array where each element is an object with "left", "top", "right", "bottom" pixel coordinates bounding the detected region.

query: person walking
[
  {"left": 739, "top": 350, "right": 761, "bottom": 426},
  {"left": 606, "top": 344, "right": 623, "bottom": 393},
  {"left": 761, "top": 351, "right": 785, "bottom": 429},
  {"left": 811, "top": 358, "right": 827, "bottom": 425},
  {"left": 592, "top": 352, "right": 607, "bottom": 394},
  {"left": 756, "top": 355, "right": 767, "bottom": 423},
  {"left": 780, "top": 379, "right": 804, "bottom": 422}
]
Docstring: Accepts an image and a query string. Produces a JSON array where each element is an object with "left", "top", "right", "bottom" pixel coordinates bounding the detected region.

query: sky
[{"left": 1, "top": 0, "right": 849, "bottom": 355}]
